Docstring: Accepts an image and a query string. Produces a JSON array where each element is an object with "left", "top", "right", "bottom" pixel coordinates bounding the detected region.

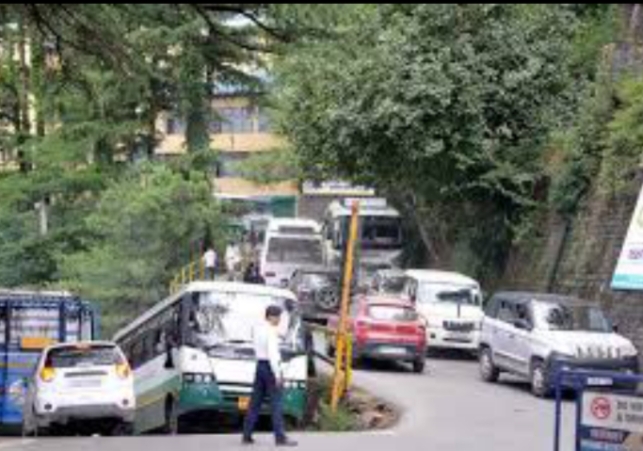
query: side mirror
[
  {"left": 164, "top": 347, "right": 175, "bottom": 369},
  {"left": 613, "top": 323, "right": 620, "bottom": 333}
]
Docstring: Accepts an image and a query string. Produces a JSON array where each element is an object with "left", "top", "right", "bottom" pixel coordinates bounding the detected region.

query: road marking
[{"left": 0, "top": 440, "right": 36, "bottom": 450}]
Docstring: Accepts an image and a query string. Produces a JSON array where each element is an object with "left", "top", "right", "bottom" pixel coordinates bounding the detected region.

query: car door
[
  {"left": 510, "top": 301, "right": 533, "bottom": 377},
  {"left": 492, "top": 299, "right": 521, "bottom": 372}
]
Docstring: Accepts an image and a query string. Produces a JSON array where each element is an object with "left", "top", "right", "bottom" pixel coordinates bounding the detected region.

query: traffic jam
[{"left": 0, "top": 197, "right": 639, "bottom": 438}]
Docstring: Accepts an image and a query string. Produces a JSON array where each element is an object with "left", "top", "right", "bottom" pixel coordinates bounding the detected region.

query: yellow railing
[{"left": 169, "top": 258, "right": 206, "bottom": 294}]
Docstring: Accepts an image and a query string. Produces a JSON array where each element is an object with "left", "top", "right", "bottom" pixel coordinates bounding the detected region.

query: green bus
[{"left": 113, "top": 281, "right": 308, "bottom": 434}]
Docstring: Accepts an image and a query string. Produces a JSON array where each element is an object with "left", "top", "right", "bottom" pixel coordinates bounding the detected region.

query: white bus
[
  {"left": 322, "top": 198, "right": 403, "bottom": 281},
  {"left": 113, "top": 282, "right": 308, "bottom": 434},
  {"left": 260, "top": 218, "right": 325, "bottom": 287}
]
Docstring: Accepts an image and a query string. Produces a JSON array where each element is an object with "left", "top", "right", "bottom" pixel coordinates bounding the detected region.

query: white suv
[
  {"left": 23, "top": 342, "right": 135, "bottom": 436},
  {"left": 479, "top": 292, "right": 639, "bottom": 397}
]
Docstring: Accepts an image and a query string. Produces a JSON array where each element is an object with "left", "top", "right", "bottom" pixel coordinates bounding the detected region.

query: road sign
[{"left": 580, "top": 391, "right": 643, "bottom": 450}]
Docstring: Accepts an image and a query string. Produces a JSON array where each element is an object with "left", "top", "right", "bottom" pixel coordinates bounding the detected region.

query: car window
[
  {"left": 497, "top": 301, "right": 517, "bottom": 324},
  {"left": 368, "top": 305, "right": 418, "bottom": 322},
  {"left": 45, "top": 344, "right": 122, "bottom": 368},
  {"left": 485, "top": 296, "right": 500, "bottom": 318}
]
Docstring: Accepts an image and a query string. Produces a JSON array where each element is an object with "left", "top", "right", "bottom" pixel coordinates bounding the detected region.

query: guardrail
[{"left": 169, "top": 259, "right": 206, "bottom": 294}]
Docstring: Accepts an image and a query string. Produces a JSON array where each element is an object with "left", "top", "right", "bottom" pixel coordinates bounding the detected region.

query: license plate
[
  {"left": 70, "top": 379, "right": 101, "bottom": 388},
  {"left": 587, "top": 377, "right": 613, "bottom": 387},
  {"left": 446, "top": 332, "right": 471, "bottom": 342},
  {"left": 238, "top": 396, "right": 250, "bottom": 411},
  {"left": 379, "top": 346, "right": 405, "bottom": 355}
]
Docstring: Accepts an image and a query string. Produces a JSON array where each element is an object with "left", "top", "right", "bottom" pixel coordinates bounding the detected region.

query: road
[{"left": 0, "top": 353, "right": 575, "bottom": 451}]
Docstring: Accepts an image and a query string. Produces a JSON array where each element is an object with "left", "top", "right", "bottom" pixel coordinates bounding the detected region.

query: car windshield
[
  {"left": 379, "top": 275, "right": 406, "bottom": 294},
  {"left": 533, "top": 301, "right": 611, "bottom": 332},
  {"left": 368, "top": 305, "right": 418, "bottom": 322},
  {"left": 266, "top": 237, "right": 323, "bottom": 264},
  {"left": 417, "top": 283, "right": 480, "bottom": 305},
  {"left": 191, "top": 290, "right": 300, "bottom": 349},
  {"left": 46, "top": 345, "right": 121, "bottom": 368}
]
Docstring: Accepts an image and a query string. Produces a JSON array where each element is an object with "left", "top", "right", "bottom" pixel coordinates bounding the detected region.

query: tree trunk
[{"left": 402, "top": 192, "right": 449, "bottom": 266}]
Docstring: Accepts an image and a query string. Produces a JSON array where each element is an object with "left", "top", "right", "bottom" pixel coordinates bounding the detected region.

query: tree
[
  {"left": 59, "top": 164, "right": 225, "bottom": 334},
  {"left": 275, "top": 4, "right": 580, "bottom": 278}
]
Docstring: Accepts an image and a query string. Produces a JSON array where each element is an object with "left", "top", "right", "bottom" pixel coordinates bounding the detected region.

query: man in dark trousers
[{"left": 242, "top": 305, "right": 297, "bottom": 447}]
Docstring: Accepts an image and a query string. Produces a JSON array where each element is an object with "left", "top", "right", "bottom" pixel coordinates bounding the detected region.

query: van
[
  {"left": 260, "top": 219, "right": 325, "bottom": 287},
  {"left": 403, "top": 270, "right": 483, "bottom": 352}
]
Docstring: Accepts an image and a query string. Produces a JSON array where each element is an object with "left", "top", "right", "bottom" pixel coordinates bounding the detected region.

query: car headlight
[
  {"left": 184, "top": 373, "right": 216, "bottom": 384},
  {"left": 621, "top": 345, "right": 638, "bottom": 358}
]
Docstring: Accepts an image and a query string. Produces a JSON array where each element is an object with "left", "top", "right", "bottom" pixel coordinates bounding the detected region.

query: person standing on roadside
[
  {"left": 242, "top": 305, "right": 297, "bottom": 447},
  {"left": 203, "top": 245, "right": 217, "bottom": 280}
]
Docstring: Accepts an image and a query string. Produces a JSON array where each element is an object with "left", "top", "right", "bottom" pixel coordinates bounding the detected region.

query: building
[{"left": 154, "top": 93, "right": 298, "bottom": 218}]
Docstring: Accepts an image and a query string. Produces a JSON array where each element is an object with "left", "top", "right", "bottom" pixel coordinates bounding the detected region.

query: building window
[
  {"left": 166, "top": 116, "right": 186, "bottom": 135},
  {"left": 213, "top": 107, "right": 255, "bottom": 134},
  {"left": 257, "top": 108, "right": 271, "bottom": 132}
]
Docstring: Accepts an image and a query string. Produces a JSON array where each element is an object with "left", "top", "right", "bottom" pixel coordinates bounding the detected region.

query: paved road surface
[{"left": 1, "top": 355, "right": 575, "bottom": 451}]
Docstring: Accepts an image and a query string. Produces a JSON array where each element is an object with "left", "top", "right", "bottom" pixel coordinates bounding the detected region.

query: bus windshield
[
  {"left": 333, "top": 216, "right": 402, "bottom": 250},
  {"left": 190, "top": 291, "right": 298, "bottom": 349}
]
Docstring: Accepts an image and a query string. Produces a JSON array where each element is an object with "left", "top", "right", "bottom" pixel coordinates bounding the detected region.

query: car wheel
[
  {"left": 163, "top": 398, "right": 179, "bottom": 435},
  {"left": 315, "top": 287, "right": 339, "bottom": 312},
  {"left": 413, "top": 356, "right": 426, "bottom": 374},
  {"left": 479, "top": 347, "right": 500, "bottom": 383},
  {"left": 531, "top": 360, "right": 551, "bottom": 398}
]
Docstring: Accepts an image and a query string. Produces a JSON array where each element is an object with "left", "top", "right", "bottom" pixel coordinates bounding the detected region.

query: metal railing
[{"left": 169, "top": 259, "right": 206, "bottom": 294}]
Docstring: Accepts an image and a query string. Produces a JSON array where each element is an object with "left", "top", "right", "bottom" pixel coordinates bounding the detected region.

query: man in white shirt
[
  {"left": 242, "top": 305, "right": 297, "bottom": 447},
  {"left": 203, "top": 246, "right": 217, "bottom": 280}
]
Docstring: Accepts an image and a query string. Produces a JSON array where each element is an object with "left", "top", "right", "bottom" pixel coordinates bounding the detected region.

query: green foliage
[
  {"left": 600, "top": 77, "right": 643, "bottom": 194},
  {"left": 276, "top": 4, "right": 579, "bottom": 276},
  {"left": 236, "top": 147, "right": 300, "bottom": 185},
  {"left": 549, "top": 76, "right": 615, "bottom": 215},
  {"left": 314, "top": 400, "right": 356, "bottom": 432},
  {"left": 59, "top": 164, "right": 225, "bottom": 334}
]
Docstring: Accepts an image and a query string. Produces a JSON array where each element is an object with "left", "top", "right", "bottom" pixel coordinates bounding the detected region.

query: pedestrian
[
  {"left": 225, "top": 241, "right": 241, "bottom": 280},
  {"left": 243, "top": 262, "right": 266, "bottom": 285},
  {"left": 242, "top": 305, "right": 297, "bottom": 447},
  {"left": 203, "top": 245, "right": 217, "bottom": 280}
]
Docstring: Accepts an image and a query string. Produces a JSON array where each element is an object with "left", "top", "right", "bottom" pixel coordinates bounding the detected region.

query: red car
[{"left": 328, "top": 295, "right": 427, "bottom": 373}]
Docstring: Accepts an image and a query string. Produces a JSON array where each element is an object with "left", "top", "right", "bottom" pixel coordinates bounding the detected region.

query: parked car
[
  {"left": 479, "top": 292, "right": 639, "bottom": 398},
  {"left": 23, "top": 341, "right": 135, "bottom": 436},
  {"left": 370, "top": 268, "right": 407, "bottom": 295},
  {"left": 328, "top": 295, "right": 427, "bottom": 373},
  {"left": 289, "top": 267, "right": 342, "bottom": 320},
  {"left": 403, "top": 270, "right": 483, "bottom": 352}
]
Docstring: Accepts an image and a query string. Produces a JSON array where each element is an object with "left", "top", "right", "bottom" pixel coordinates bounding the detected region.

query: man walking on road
[{"left": 242, "top": 305, "right": 297, "bottom": 447}]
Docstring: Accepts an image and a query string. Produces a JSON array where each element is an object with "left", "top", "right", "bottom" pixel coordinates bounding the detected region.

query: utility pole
[{"left": 331, "top": 200, "right": 359, "bottom": 412}]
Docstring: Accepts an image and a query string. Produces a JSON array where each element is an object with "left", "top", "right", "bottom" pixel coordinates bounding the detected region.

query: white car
[
  {"left": 479, "top": 292, "right": 639, "bottom": 397},
  {"left": 23, "top": 341, "right": 135, "bottom": 436},
  {"left": 403, "top": 270, "right": 483, "bottom": 352}
]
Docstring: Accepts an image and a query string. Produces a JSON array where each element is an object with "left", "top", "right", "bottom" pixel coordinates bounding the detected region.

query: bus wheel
[{"left": 163, "top": 398, "right": 179, "bottom": 435}]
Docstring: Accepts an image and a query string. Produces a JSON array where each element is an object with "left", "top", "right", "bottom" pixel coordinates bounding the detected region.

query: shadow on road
[{"left": 426, "top": 349, "right": 477, "bottom": 361}]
